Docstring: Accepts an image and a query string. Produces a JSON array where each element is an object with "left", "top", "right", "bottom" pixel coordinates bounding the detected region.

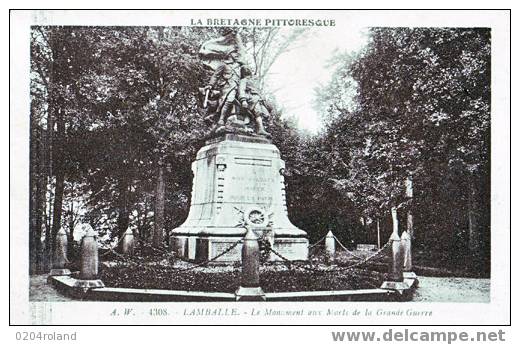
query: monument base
[
  {"left": 170, "top": 235, "right": 309, "bottom": 263},
  {"left": 235, "top": 286, "right": 266, "bottom": 301},
  {"left": 170, "top": 134, "right": 309, "bottom": 264}
]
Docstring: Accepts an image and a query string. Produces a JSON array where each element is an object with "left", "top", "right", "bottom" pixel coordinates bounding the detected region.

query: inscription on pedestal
[
  {"left": 228, "top": 164, "right": 277, "bottom": 205},
  {"left": 235, "top": 157, "right": 272, "bottom": 167}
]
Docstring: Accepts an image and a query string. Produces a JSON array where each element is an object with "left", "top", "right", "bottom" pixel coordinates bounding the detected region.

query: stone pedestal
[{"left": 170, "top": 134, "right": 309, "bottom": 263}]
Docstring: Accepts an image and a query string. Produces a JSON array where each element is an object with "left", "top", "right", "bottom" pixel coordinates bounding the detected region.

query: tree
[
  {"left": 30, "top": 26, "right": 102, "bottom": 270},
  {"left": 77, "top": 27, "right": 210, "bottom": 247},
  {"left": 314, "top": 27, "right": 491, "bottom": 273},
  {"left": 241, "top": 27, "right": 309, "bottom": 90}
]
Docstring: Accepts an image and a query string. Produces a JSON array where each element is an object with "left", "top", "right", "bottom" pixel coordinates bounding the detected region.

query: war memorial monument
[
  {"left": 36, "top": 26, "right": 423, "bottom": 305},
  {"left": 169, "top": 31, "right": 309, "bottom": 263}
]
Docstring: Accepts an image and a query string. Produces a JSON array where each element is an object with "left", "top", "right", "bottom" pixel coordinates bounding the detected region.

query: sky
[{"left": 265, "top": 26, "right": 369, "bottom": 134}]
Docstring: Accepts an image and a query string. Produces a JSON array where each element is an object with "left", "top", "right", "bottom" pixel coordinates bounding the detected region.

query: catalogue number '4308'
[{"left": 150, "top": 308, "right": 169, "bottom": 316}]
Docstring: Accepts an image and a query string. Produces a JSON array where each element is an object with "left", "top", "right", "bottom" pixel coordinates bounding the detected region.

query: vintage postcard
[{"left": 9, "top": 9, "right": 510, "bottom": 327}]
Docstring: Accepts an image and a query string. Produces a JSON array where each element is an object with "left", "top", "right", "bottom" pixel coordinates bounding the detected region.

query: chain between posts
[
  {"left": 263, "top": 244, "right": 326, "bottom": 272},
  {"left": 306, "top": 234, "right": 333, "bottom": 258},
  {"left": 103, "top": 234, "right": 391, "bottom": 275},
  {"left": 326, "top": 240, "right": 392, "bottom": 272},
  {"left": 265, "top": 240, "right": 392, "bottom": 273},
  {"left": 331, "top": 234, "right": 365, "bottom": 260},
  {"left": 307, "top": 235, "right": 327, "bottom": 249},
  {"left": 266, "top": 244, "right": 294, "bottom": 269},
  {"left": 136, "top": 239, "right": 183, "bottom": 262},
  {"left": 104, "top": 237, "right": 243, "bottom": 273},
  {"left": 171, "top": 238, "right": 243, "bottom": 272}
]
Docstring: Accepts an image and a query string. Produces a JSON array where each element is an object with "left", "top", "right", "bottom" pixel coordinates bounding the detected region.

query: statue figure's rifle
[{"left": 203, "top": 88, "right": 210, "bottom": 109}]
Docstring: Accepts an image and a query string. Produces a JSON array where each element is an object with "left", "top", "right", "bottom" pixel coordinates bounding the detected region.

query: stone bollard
[
  {"left": 48, "top": 226, "right": 104, "bottom": 297},
  {"left": 75, "top": 227, "right": 104, "bottom": 291},
  {"left": 401, "top": 231, "right": 412, "bottom": 271},
  {"left": 121, "top": 228, "right": 135, "bottom": 255},
  {"left": 235, "top": 227, "right": 265, "bottom": 301},
  {"left": 49, "top": 228, "right": 71, "bottom": 276},
  {"left": 80, "top": 228, "right": 99, "bottom": 280},
  {"left": 325, "top": 230, "right": 335, "bottom": 264},
  {"left": 401, "top": 231, "right": 418, "bottom": 284},
  {"left": 381, "top": 233, "right": 413, "bottom": 300},
  {"left": 389, "top": 232, "right": 404, "bottom": 282}
]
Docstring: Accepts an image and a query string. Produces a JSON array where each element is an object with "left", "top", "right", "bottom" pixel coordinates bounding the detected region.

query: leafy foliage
[
  {"left": 29, "top": 26, "right": 491, "bottom": 276},
  {"left": 312, "top": 28, "right": 491, "bottom": 273}
]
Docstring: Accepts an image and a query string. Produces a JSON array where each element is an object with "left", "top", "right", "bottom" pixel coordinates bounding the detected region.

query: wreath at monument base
[{"left": 258, "top": 237, "right": 272, "bottom": 263}]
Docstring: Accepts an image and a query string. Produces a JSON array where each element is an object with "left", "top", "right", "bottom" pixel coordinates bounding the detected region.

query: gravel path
[
  {"left": 29, "top": 275, "right": 73, "bottom": 302},
  {"left": 413, "top": 276, "right": 490, "bottom": 302},
  {"left": 30, "top": 274, "right": 490, "bottom": 303}
]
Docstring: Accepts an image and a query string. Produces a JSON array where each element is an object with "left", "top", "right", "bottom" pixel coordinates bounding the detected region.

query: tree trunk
[
  {"left": 116, "top": 179, "right": 131, "bottom": 252},
  {"left": 376, "top": 219, "right": 381, "bottom": 249},
  {"left": 29, "top": 118, "right": 40, "bottom": 274},
  {"left": 467, "top": 176, "right": 479, "bottom": 255},
  {"left": 67, "top": 189, "right": 75, "bottom": 260},
  {"left": 153, "top": 163, "right": 166, "bottom": 247},
  {"left": 359, "top": 216, "right": 365, "bottom": 243},
  {"left": 51, "top": 171, "right": 65, "bottom": 246},
  {"left": 136, "top": 198, "right": 151, "bottom": 246},
  {"left": 43, "top": 76, "right": 55, "bottom": 272},
  {"left": 35, "top": 128, "right": 46, "bottom": 273},
  {"left": 391, "top": 206, "right": 399, "bottom": 236},
  {"left": 67, "top": 227, "right": 75, "bottom": 262},
  {"left": 405, "top": 175, "right": 414, "bottom": 238},
  {"left": 50, "top": 107, "right": 66, "bottom": 263}
]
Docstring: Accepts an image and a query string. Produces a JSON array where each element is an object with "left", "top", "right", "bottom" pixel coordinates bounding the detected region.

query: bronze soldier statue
[
  {"left": 239, "top": 66, "right": 271, "bottom": 136},
  {"left": 199, "top": 31, "right": 271, "bottom": 137},
  {"left": 204, "top": 49, "right": 245, "bottom": 127}
]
